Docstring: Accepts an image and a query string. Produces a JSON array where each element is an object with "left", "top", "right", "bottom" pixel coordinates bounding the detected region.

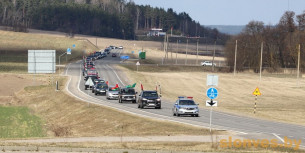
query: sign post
[
  {"left": 206, "top": 87, "right": 218, "bottom": 132},
  {"left": 252, "top": 87, "right": 261, "bottom": 114}
]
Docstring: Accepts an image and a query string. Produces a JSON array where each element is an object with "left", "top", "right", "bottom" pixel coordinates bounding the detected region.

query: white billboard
[{"left": 28, "top": 50, "right": 56, "bottom": 73}]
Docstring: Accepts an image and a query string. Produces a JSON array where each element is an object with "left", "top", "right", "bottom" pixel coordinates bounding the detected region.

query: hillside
[
  {"left": 0, "top": 0, "right": 229, "bottom": 42},
  {"left": 206, "top": 25, "right": 245, "bottom": 35}
]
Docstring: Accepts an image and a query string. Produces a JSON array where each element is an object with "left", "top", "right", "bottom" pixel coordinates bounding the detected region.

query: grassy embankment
[
  {"left": 118, "top": 63, "right": 305, "bottom": 126},
  {"left": 0, "top": 106, "right": 45, "bottom": 138},
  {"left": 0, "top": 30, "right": 98, "bottom": 73}
]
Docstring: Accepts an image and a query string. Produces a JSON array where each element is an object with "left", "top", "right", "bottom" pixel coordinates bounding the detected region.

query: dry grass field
[
  {"left": 0, "top": 30, "right": 98, "bottom": 65},
  {"left": 0, "top": 73, "right": 214, "bottom": 138},
  {"left": 118, "top": 65, "right": 305, "bottom": 126}
]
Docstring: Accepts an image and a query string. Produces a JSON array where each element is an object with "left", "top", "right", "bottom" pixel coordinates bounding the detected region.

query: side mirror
[
  {"left": 175, "top": 103, "right": 178, "bottom": 105},
  {"left": 159, "top": 94, "right": 162, "bottom": 97},
  {"left": 136, "top": 92, "right": 138, "bottom": 94}
]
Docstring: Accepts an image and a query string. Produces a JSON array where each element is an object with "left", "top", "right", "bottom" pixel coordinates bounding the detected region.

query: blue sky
[{"left": 132, "top": 0, "right": 305, "bottom": 25}]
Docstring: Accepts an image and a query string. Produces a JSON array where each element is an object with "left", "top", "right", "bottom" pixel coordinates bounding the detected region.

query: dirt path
[{"left": 2, "top": 135, "right": 242, "bottom": 143}]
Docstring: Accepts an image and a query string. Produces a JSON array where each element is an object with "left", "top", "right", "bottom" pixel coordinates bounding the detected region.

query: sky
[{"left": 132, "top": 0, "right": 305, "bottom": 26}]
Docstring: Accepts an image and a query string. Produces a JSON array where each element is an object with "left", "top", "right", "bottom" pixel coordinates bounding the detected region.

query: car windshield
[
  {"left": 143, "top": 92, "right": 158, "bottom": 97},
  {"left": 97, "top": 83, "right": 108, "bottom": 89},
  {"left": 122, "top": 88, "right": 135, "bottom": 94},
  {"left": 179, "top": 100, "right": 196, "bottom": 105}
]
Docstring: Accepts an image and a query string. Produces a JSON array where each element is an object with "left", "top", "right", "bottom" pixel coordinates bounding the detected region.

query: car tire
[
  {"left": 132, "top": 100, "right": 136, "bottom": 103},
  {"left": 177, "top": 114, "right": 180, "bottom": 117},
  {"left": 195, "top": 114, "right": 199, "bottom": 117},
  {"left": 95, "top": 92, "right": 97, "bottom": 95},
  {"left": 92, "top": 90, "right": 94, "bottom": 93},
  {"left": 141, "top": 103, "right": 144, "bottom": 109},
  {"left": 85, "top": 87, "right": 87, "bottom": 90},
  {"left": 173, "top": 112, "right": 176, "bottom": 116}
]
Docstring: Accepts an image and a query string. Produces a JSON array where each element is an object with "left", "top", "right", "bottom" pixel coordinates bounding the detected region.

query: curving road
[{"left": 65, "top": 50, "right": 305, "bottom": 149}]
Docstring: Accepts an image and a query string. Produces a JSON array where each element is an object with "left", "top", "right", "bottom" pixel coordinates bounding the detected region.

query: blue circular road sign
[
  {"left": 72, "top": 44, "right": 76, "bottom": 48},
  {"left": 207, "top": 87, "right": 218, "bottom": 99}
]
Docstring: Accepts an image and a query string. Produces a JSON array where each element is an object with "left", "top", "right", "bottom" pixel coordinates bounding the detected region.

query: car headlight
[
  {"left": 142, "top": 98, "right": 147, "bottom": 101},
  {"left": 156, "top": 99, "right": 161, "bottom": 101}
]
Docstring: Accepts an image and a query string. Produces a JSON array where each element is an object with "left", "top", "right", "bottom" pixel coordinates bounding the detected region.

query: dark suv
[
  {"left": 137, "top": 91, "right": 161, "bottom": 109},
  {"left": 118, "top": 88, "right": 137, "bottom": 103},
  {"left": 94, "top": 83, "right": 108, "bottom": 95}
]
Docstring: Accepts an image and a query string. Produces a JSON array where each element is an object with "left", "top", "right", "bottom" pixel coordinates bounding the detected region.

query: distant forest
[
  {"left": 225, "top": 11, "right": 305, "bottom": 71},
  {"left": 0, "top": 0, "right": 228, "bottom": 43}
]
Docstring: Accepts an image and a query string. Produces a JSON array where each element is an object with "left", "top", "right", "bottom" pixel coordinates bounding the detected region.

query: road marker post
[
  {"left": 252, "top": 87, "right": 261, "bottom": 114},
  {"left": 136, "top": 61, "right": 140, "bottom": 72}
]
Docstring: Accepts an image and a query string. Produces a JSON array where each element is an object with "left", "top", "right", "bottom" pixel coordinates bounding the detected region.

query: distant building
[{"left": 147, "top": 28, "right": 166, "bottom": 36}]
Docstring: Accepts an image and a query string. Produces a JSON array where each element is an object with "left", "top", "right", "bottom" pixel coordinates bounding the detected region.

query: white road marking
[
  {"left": 65, "top": 63, "right": 71, "bottom": 76},
  {"left": 272, "top": 133, "right": 284, "bottom": 143},
  {"left": 106, "top": 64, "right": 125, "bottom": 86},
  {"left": 235, "top": 131, "right": 248, "bottom": 135}
]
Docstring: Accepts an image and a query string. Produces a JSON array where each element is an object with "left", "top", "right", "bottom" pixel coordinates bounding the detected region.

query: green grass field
[{"left": 0, "top": 106, "right": 45, "bottom": 138}]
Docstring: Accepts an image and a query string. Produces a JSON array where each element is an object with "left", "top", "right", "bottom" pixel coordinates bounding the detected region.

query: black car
[
  {"left": 137, "top": 91, "right": 161, "bottom": 109},
  {"left": 118, "top": 88, "right": 137, "bottom": 103},
  {"left": 94, "top": 83, "right": 108, "bottom": 95},
  {"left": 92, "top": 79, "right": 105, "bottom": 93}
]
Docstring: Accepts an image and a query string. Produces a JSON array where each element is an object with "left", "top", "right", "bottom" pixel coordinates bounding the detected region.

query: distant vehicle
[
  {"left": 172, "top": 97, "right": 199, "bottom": 117},
  {"left": 112, "top": 53, "right": 117, "bottom": 57},
  {"left": 118, "top": 46, "right": 123, "bottom": 49},
  {"left": 84, "top": 69, "right": 98, "bottom": 79},
  {"left": 137, "top": 91, "right": 161, "bottom": 109},
  {"left": 118, "top": 88, "right": 137, "bottom": 103},
  {"left": 106, "top": 86, "right": 120, "bottom": 100},
  {"left": 104, "top": 48, "right": 111, "bottom": 54},
  {"left": 92, "top": 79, "right": 105, "bottom": 93},
  {"left": 94, "top": 82, "right": 108, "bottom": 95},
  {"left": 84, "top": 76, "right": 98, "bottom": 90},
  {"left": 201, "top": 61, "right": 216, "bottom": 66}
]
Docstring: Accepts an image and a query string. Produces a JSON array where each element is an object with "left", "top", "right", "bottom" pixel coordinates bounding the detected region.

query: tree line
[
  {"left": 0, "top": 0, "right": 228, "bottom": 42},
  {"left": 225, "top": 11, "right": 305, "bottom": 72}
]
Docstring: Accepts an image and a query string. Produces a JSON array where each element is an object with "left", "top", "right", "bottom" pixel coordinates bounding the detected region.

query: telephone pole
[
  {"left": 196, "top": 38, "right": 199, "bottom": 65},
  {"left": 260, "top": 42, "right": 263, "bottom": 82},
  {"left": 185, "top": 38, "right": 188, "bottom": 65},
  {"left": 297, "top": 44, "right": 301, "bottom": 87},
  {"left": 234, "top": 40, "right": 238, "bottom": 76}
]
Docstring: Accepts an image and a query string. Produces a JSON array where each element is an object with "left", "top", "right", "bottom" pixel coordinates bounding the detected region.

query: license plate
[{"left": 148, "top": 100, "right": 153, "bottom": 102}]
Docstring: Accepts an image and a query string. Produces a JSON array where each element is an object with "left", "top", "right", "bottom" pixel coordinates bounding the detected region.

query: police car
[{"left": 172, "top": 96, "right": 199, "bottom": 117}]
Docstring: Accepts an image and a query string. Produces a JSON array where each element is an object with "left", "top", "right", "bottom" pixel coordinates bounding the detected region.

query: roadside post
[
  {"left": 206, "top": 74, "right": 219, "bottom": 133},
  {"left": 252, "top": 87, "right": 261, "bottom": 114},
  {"left": 136, "top": 61, "right": 140, "bottom": 72}
]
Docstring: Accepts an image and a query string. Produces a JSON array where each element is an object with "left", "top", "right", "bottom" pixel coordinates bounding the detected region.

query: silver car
[
  {"left": 106, "top": 87, "right": 120, "bottom": 100},
  {"left": 172, "top": 97, "right": 199, "bottom": 117}
]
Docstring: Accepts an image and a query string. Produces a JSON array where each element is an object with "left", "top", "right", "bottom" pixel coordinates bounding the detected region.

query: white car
[{"left": 201, "top": 61, "right": 216, "bottom": 66}]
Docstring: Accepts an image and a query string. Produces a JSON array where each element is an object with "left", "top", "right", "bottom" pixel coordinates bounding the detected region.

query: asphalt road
[{"left": 66, "top": 50, "right": 305, "bottom": 149}]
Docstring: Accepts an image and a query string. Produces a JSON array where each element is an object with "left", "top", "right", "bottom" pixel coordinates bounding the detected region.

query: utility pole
[
  {"left": 234, "top": 40, "right": 238, "bottom": 76},
  {"left": 196, "top": 38, "right": 199, "bottom": 65},
  {"left": 176, "top": 40, "right": 178, "bottom": 64},
  {"left": 260, "top": 42, "right": 263, "bottom": 82},
  {"left": 212, "top": 40, "right": 216, "bottom": 72},
  {"left": 297, "top": 44, "right": 301, "bottom": 87},
  {"left": 163, "top": 34, "right": 166, "bottom": 64},
  {"left": 185, "top": 38, "right": 188, "bottom": 65}
]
